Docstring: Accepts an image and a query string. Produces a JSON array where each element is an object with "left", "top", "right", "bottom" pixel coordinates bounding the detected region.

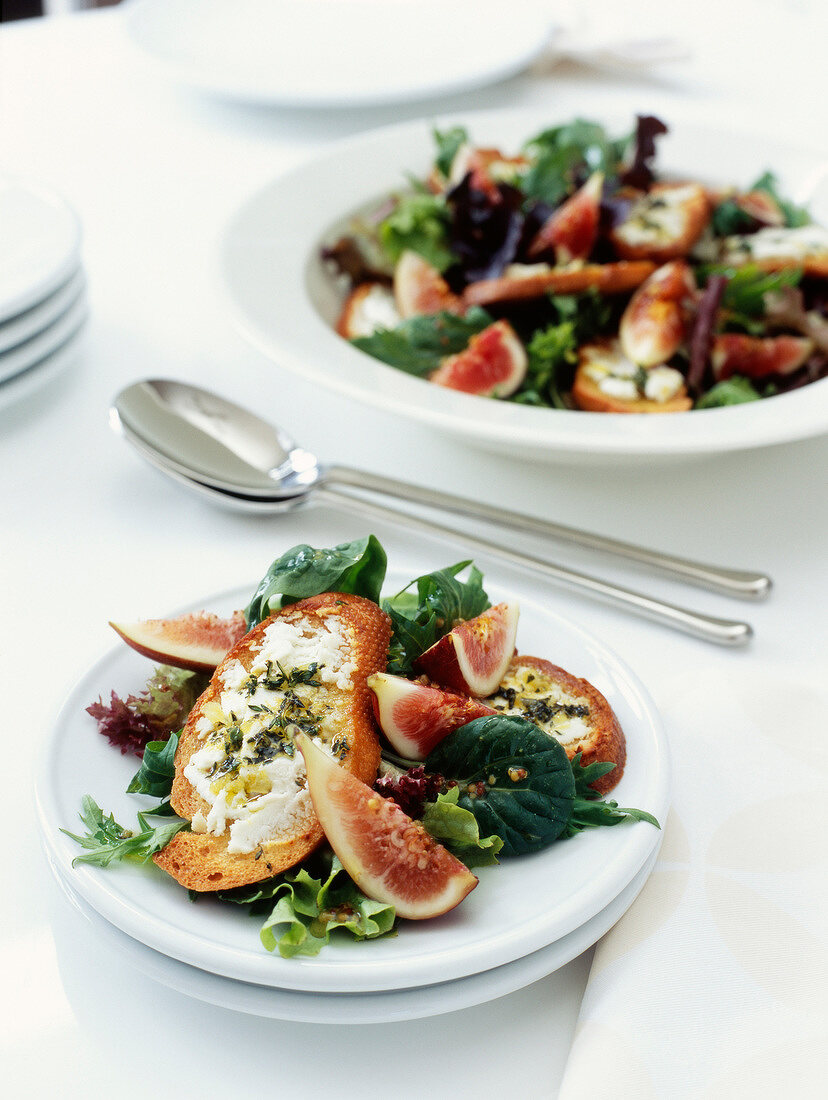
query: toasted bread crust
[
  {"left": 571, "top": 362, "right": 692, "bottom": 413},
  {"left": 486, "top": 656, "right": 626, "bottom": 793},
  {"left": 153, "top": 593, "right": 391, "bottom": 891}
]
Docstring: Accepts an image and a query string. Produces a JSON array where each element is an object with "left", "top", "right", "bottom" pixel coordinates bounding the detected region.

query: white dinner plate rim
[
  {"left": 219, "top": 104, "right": 828, "bottom": 461},
  {"left": 0, "top": 292, "right": 89, "bottom": 385},
  {"left": 0, "top": 318, "right": 86, "bottom": 413},
  {"left": 0, "top": 267, "right": 86, "bottom": 355},
  {"left": 124, "top": 0, "right": 557, "bottom": 108},
  {"left": 36, "top": 564, "right": 669, "bottom": 993},
  {"left": 51, "top": 844, "right": 660, "bottom": 1024},
  {"left": 0, "top": 174, "right": 82, "bottom": 324}
]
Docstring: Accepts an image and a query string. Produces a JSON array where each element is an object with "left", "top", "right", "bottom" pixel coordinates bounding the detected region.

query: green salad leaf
[
  {"left": 245, "top": 535, "right": 388, "bottom": 627},
  {"left": 521, "top": 119, "right": 630, "bottom": 205},
  {"left": 421, "top": 787, "right": 504, "bottom": 868},
  {"left": 379, "top": 193, "right": 453, "bottom": 271},
  {"left": 351, "top": 307, "right": 493, "bottom": 378},
  {"left": 61, "top": 796, "right": 187, "bottom": 867},
  {"left": 564, "top": 753, "right": 660, "bottom": 836},
  {"left": 383, "top": 560, "right": 490, "bottom": 675},
  {"left": 126, "top": 731, "right": 179, "bottom": 798},
  {"left": 695, "top": 375, "right": 762, "bottom": 408},
  {"left": 710, "top": 264, "right": 802, "bottom": 320},
  {"left": 751, "top": 171, "right": 810, "bottom": 228},
  {"left": 433, "top": 125, "right": 469, "bottom": 179},
  {"left": 254, "top": 856, "right": 396, "bottom": 958}
]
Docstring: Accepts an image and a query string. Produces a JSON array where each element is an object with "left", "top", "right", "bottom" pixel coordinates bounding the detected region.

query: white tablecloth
[{"left": 2, "top": 3, "right": 826, "bottom": 1096}]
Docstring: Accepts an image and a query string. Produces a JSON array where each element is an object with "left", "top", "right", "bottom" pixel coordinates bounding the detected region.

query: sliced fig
[
  {"left": 109, "top": 610, "right": 248, "bottom": 672},
  {"left": 393, "top": 249, "right": 463, "bottom": 319},
  {"left": 429, "top": 319, "right": 527, "bottom": 397},
  {"left": 711, "top": 333, "right": 814, "bottom": 381},
  {"left": 413, "top": 602, "right": 519, "bottom": 697},
  {"left": 368, "top": 672, "right": 496, "bottom": 760},
  {"left": 527, "top": 171, "right": 603, "bottom": 263},
  {"left": 296, "top": 734, "right": 477, "bottom": 920}
]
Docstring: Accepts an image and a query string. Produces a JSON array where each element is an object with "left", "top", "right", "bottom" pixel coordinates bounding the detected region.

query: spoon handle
[
  {"left": 325, "top": 466, "right": 770, "bottom": 601},
  {"left": 315, "top": 487, "right": 752, "bottom": 647}
]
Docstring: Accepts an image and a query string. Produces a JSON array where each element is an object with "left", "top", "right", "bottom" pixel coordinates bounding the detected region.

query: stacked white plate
[
  {"left": 0, "top": 174, "right": 87, "bottom": 410},
  {"left": 36, "top": 567, "right": 671, "bottom": 1023}
]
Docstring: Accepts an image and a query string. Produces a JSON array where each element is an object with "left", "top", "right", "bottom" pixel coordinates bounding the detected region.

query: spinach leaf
[
  {"left": 433, "top": 125, "right": 469, "bottom": 179},
  {"left": 61, "top": 796, "right": 187, "bottom": 867},
  {"left": 126, "top": 731, "right": 179, "bottom": 798},
  {"left": 425, "top": 715, "right": 575, "bottom": 856},
  {"left": 379, "top": 193, "right": 453, "bottom": 271},
  {"left": 244, "top": 536, "right": 387, "bottom": 627},
  {"left": 351, "top": 307, "right": 493, "bottom": 378},
  {"left": 383, "top": 560, "right": 490, "bottom": 675},
  {"left": 421, "top": 787, "right": 504, "bottom": 868}
]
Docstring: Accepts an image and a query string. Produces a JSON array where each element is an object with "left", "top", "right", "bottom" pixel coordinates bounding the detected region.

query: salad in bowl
[{"left": 322, "top": 114, "right": 828, "bottom": 414}]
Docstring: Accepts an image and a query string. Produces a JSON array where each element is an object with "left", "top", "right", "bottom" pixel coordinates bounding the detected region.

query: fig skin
[
  {"left": 109, "top": 610, "right": 248, "bottom": 672},
  {"left": 429, "top": 320, "right": 527, "bottom": 397},
  {"left": 368, "top": 672, "right": 496, "bottom": 759},
  {"left": 413, "top": 602, "right": 519, "bottom": 697},
  {"left": 297, "top": 734, "right": 477, "bottom": 920}
]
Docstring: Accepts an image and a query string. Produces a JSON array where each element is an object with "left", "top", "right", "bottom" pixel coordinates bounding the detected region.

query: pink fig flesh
[
  {"left": 297, "top": 734, "right": 477, "bottom": 920},
  {"left": 368, "top": 672, "right": 496, "bottom": 759},
  {"left": 429, "top": 320, "right": 527, "bottom": 397},
  {"left": 413, "top": 602, "right": 519, "bottom": 697},
  {"left": 109, "top": 610, "right": 248, "bottom": 672}
]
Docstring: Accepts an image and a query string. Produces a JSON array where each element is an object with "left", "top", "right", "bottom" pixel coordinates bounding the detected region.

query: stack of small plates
[
  {"left": 0, "top": 174, "right": 87, "bottom": 411},
  {"left": 36, "top": 571, "right": 671, "bottom": 1024}
]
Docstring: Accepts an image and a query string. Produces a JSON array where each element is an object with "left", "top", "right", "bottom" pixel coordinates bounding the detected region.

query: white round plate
[
  {"left": 219, "top": 106, "right": 828, "bottom": 463},
  {"left": 0, "top": 175, "right": 82, "bottom": 324},
  {"left": 52, "top": 845, "right": 659, "bottom": 1024},
  {"left": 0, "top": 267, "right": 85, "bottom": 355},
  {"left": 0, "top": 291, "right": 88, "bottom": 386},
  {"left": 0, "top": 316, "right": 87, "bottom": 414},
  {"left": 38, "top": 562, "right": 668, "bottom": 993},
  {"left": 125, "top": 0, "right": 556, "bottom": 108}
]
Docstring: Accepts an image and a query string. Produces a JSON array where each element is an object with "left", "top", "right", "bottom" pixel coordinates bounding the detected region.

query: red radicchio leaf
[
  {"left": 619, "top": 115, "right": 668, "bottom": 191},
  {"left": 375, "top": 766, "right": 455, "bottom": 820},
  {"left": 87, "top": 691, "right": 158, "bottom": 757},
  {"left": 687, "top": 274, "right": 728, "bottom": 395},
  {"left": 446, "top": 177, "right": 526, "bottom": 284}
]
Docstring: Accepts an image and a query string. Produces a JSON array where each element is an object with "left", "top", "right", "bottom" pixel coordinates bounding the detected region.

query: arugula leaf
[
  {"left": 383, "top": 560, "right": 490, "bottom": 675},
  {"left": 379, "top": 193, "right": 453, "bottom": 271},
  {"left": 702, "top": 263, "right": 802, "bottom": 324},
  {"left": 244, "top": 536, "right": 387, "bottom": 627},
  {"left": 426, "top": 715, "right": 576, "bottom": 856},
  {"left": 421, "top": 787, "right": 503, "bottom": 868},
  {"left": 351, "top": 307, "right": 493, "bottom": 378},
  {"left": 126, "top": 732, "right": 179, "bottom": 798},
  {"left": 256, "top": 856, "right": 396, "bottom": 958},
  {"left": 695, "top": 375, "right": 761, "bottom": 408},
  {"left": 433, "top": 125, "right": 469, "bottom": 179},
  {"left": 563, "top": 754, "right": 661, "bottom": 837},
  {"left": 61, "top": 795, "right": 187, "bottom": 867}
]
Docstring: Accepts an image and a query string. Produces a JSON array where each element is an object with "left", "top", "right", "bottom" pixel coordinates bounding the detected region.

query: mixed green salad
[
  {"left": 66, "top": 536, "right": 658, "bottom": 958},
  {"left": 323, "top": 115, "right": 828, "bottom": 412}
]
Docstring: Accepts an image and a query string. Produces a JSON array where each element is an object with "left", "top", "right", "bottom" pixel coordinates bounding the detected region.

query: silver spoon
[
  {"left": 112, "top": 393, "right": 753, "bottom": 648},
  {"left": 114, "top": 378, "right": 771, "bottom": 601}
]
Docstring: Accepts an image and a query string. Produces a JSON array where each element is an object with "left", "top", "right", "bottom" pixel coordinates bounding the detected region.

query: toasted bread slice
[
  {"left": 153, "top": 592, "right": 391, "bottom": 891},
  {"left": 485, "top": 656, "right": 626, "bottom": 794}
]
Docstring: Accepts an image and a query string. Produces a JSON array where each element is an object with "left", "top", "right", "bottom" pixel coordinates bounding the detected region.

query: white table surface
[{"left": 1, "top": 3, "right": 826, "bottom": 1097}]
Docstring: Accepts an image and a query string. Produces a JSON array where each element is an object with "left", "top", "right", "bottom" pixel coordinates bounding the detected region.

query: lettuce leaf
[
  {"left": 421, "top": 787, "right": 503, "bottom": 868},
  {"left": 379, "top": 193, "right": 453, "bottom": 271}
]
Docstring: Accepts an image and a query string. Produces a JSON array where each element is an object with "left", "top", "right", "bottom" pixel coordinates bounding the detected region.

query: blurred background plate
[{"left": 124, "top": 0, "right": 558, "bottom": 107}]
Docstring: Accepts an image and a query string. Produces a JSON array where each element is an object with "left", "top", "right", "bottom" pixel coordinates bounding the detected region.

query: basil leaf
[
  {"left": 421, "top": 787, "right": 503, "bottom": 868},
  {"left": 351, "top": 307, "right": 493, "bottom": 378},
  {"left": 126, "top": 732, "right": 179, "bottom": 797},
  {"left": 244, "top": 536, "right": 387, "bottom": 627},
  {"left": 61, "top": 795, "right": 187, "bottom": 867},
  {"left": 425, "top": 715, "right": 575, "bottom": 856},
  {"left": 383, "top": 560, "right": 490, "bottom": 675}
]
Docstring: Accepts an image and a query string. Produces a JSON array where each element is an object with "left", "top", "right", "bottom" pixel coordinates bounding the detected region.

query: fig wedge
[
  {"left": 393, "top": 249, "right": 463, "bottom": 319},
  {"left": 368, "top": 672, "right": 496, "bottom": 759},
  {"left": 413, "top": 602, "right": 519, "bottom": 697},
  {"left": 109, "top": 610, "right": 248, "bottom": 672},
  {"left": 297, "top": 734, "right": 477, "bottom": 920},
  {"left": 429, "top": 319, "right": 527, "bottom": 397}
]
